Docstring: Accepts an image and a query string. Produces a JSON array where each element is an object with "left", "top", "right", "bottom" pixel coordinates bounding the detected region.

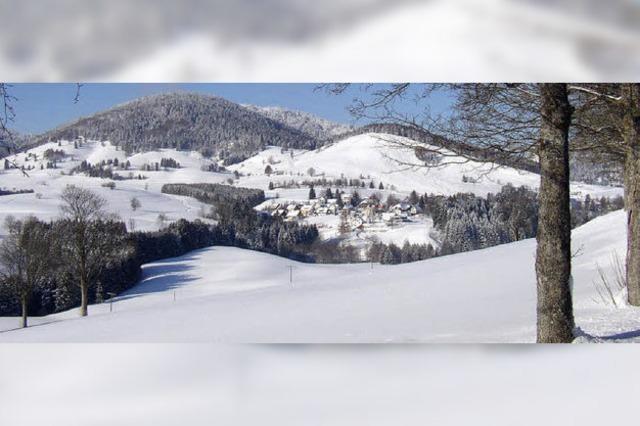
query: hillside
[
  {"left": 24, "top": 93, "right": 320, "bottom": 162},
  {"left": 243, "top": 104, "right": 353, "bottom": 141},
  {"left": 0, "top": 210, "right": 638, "bottom": 342},
  {"left": 231, "top": 132, "right": 623, "bottom": 199},
  {"left": 0, "top": 139, "right": 227, "bottom": 235},
  {"left": 0, "top": 132, "right": 623, "bottom": 254}
]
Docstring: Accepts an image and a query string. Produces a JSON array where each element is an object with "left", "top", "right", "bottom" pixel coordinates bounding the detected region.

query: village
[{"left": 257, "top": 189, "right": 423, "bottom": 233}]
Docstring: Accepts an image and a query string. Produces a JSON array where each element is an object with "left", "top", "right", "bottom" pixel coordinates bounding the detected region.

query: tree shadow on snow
[
  {"left": 116, "top": 257, "right": 201, "bottom": 301},
  {"left": 574, "top": 326, "right": 640, "bottom": 342},
  {"left": 600, "top": 329, "right": 640, "bottom": 341}
]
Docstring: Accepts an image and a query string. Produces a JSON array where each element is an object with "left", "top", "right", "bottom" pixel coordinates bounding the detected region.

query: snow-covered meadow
[
  {"left": 1, "top": 210, "right": 638, "bottom": 342},
  {"left": 0, "top": 139, "right": 228, "bottom": 235}
]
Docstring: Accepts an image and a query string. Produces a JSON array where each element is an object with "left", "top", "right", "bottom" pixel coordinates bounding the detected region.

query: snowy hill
[
  {"left": 22, "top": 92, "right": 320, "bottom": 158},
  {"left": 231, "top": 132, "right": 623, "bottom": 199},
  {"left": 1, "top": 210, "right": 638, "bottom": 342},
  {"left": 243, "top": 104, "right": 352, "bottom": 141},
  {"left": 0, "top": 139, "right": 231, "bottom": 234}
]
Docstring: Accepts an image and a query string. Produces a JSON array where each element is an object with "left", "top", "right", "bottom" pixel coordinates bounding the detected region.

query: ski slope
[
  {"left": 231, "top": 133, "right": 623, "bottom": 199},
  {"left": 1, "top": 210, "right": 638, "bottom": 342}
]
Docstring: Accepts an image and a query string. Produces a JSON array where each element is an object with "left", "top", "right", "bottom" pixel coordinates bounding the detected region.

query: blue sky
[{"left": 5, "top": 83, "right": 451, "bottom": 134}]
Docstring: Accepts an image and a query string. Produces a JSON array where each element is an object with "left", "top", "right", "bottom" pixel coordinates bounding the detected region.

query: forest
[{"left": 24, "top": 93, "right": 320, "bottom": 162}]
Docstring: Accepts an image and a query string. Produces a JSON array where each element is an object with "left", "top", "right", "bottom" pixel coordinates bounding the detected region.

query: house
[
  {"left": 300, "top": 205, "right": 314, "bottom": 217},
  {"left": 381, "top": 212, "right": 396, "bottom": 225},
  {"left": 362, "top": 204, "right": 377, "bottom": 223},
  {"left": 390, "top": 201, "right": 418, "bottom": 221},
  {"left": 286, "top": 209, "right": 303, "bottom": 221}
]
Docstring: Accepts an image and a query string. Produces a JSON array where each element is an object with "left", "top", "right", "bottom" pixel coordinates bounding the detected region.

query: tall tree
[
  {"left": 59, "top": 185, "right": 118, "bottom": 317},
  {"left": 621, "top": 84, "right": 640, "bottom": 305},
  {"left": 572, "top": 83, "right": 640, "bottom": 305},
  {"left": 535, "top": 84, "right": 574, "bottom": 342},
  {"left": 0, "top": 216, "right": 52, "bottom": 327},
  {"left": 325, "top": 83, "right": 575, "bottom": 342}
]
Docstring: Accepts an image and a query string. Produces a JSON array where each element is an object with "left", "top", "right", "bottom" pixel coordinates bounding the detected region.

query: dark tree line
[
  {"left": 424, "top": 185, "right": 621, "bottom": 255},
  {"left": 367, "top": 241, "right": 437, "bottom": 265},
  {"left": 160, "top": 157, "right": 180, "bottom": 168},
  {"left": 72, "top": 158, "right": 144, "bottom": 180},
  {"left": 0, "top": 188, "right": 34, "bottom": 196},
  {"left": 161, "top": 183, "right": 265, "bottom": 208}
]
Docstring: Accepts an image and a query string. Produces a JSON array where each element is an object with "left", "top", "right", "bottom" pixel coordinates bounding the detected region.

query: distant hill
[
  {"left": 7, "top": 92, "right": 624, "bottom": 184},
  {"left": 25, "top": 93, "right": 321, "bottom": 164},
  {"left": 243, "top": 105, "right": 352, "bottom": 141}
]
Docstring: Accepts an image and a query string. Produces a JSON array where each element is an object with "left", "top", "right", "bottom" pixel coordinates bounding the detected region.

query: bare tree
[
  {"left": 130, "top": 196, "right": 141, "bottom": 211},
  {"left": 324, "top": 83, "right": 575, "bottom": 342},
  {"left": 0, "top": 83, "right": 29, "bottom": 176},
  {"left": 0, "top": 216, "right": 52, "bottom": 327},
  {"left": 572, "top": 83, "right": 640, "bottom": 306},
  {"left": 59, "top": 185, "right": 112, "bottom": 317},
  {"left": 1, "top": 83, "right": 83, "bottom": 175}
]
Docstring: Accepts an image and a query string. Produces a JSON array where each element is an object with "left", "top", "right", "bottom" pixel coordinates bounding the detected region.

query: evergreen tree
[
  {"left": 409, "top": 190, "right": 419, "bottom": 205},
  {"left": 351, "top": 190, "right": 361, "bottom": 208}
]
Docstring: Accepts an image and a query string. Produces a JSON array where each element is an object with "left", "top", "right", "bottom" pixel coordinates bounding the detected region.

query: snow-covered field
[
  {"left": 0, "top": 139, "right": 229, "bottom": 234},
  {"left": 1, "top": 210, "right": 638, "bottom": 342}
]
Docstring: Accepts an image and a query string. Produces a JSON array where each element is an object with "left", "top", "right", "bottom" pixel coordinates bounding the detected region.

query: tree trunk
[
  {"left": 622, "top": 84, "right": 640, "bottom": 306},
  {"left": 21, "top": 295, "right": 28, "bottom": 328},
  {"left": 79, "top": 276, "right": 88, "bottom": 317},
  {"left": 536, "top": 83, "right": 575, "bottom": 343}
]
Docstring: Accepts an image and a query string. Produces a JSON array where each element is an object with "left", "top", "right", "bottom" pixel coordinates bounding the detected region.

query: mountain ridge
[{"left": 21, "top": 92, "right": 322, "bottom": 164}]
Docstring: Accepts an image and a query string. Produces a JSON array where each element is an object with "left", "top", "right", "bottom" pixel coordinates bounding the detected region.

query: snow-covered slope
[
  {"left": 0, "top": 139, "right": 230, "bottom": 234},
  {"left": 243, "top": 104, "right": 352, "bottom": 141},
  {"left": 1, "top": 210, "right": 638, "bottom": 342},
  {"left": 231, "top": 133, "right": 623, "bottom": 199}
]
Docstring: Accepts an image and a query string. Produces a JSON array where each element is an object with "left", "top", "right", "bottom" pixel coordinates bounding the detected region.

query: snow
[
  {"left": 230, "top": 133, "right": 623, "bottom": 199},
  {"left": 0, "top": 139, "right": 230, "bottom": 234},
  {"left": 1, "top": 210, "right": 638, "bottom": 342},
  {"left": 3, "top": 343, "right": 640, "bottom": 426}
]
